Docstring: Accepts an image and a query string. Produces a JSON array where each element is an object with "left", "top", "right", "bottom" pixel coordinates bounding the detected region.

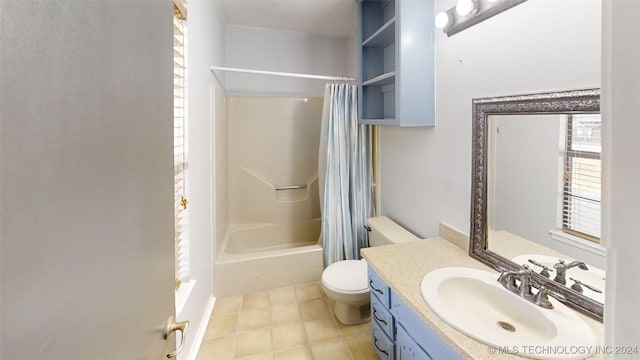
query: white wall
[
  {"left": 602, "top": 0, "right": 640, "bottom": 356},
  {"left": 224, "top": 25, "right": 350, "bottom": 97},
  {"left": 379, "top": 0, "right": 601, "bottom": 239},
  {"left": 178, "top": 1, "right": 226, "bottom": 358}
]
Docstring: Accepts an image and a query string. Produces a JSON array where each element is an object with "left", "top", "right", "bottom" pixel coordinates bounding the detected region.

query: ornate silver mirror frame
[{"left": 469, "top": 88, "right": 602, "bottom": 321}]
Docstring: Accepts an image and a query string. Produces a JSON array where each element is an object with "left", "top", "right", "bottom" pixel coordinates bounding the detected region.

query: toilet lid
[{"left": 322, "top": 260, "right": 368, "bottom": 293}]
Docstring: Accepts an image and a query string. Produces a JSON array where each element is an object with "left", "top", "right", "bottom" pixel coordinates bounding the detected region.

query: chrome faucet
[
  {"left": 553, "top": 259, "right": 589, "bottom": 285},
  {"left": 498, "top": 265, "right": 534, "bottom": 299},
  {"left": 498, "top": 265, "right": 560, "bottom": 309}
]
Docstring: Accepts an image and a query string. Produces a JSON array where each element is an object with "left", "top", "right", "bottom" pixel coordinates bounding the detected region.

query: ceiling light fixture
[
  {"left": 436, "top": 0, "right": 528, "bottom": 37},
  {"left": 455, "top": 0, "right": 477, "bottom": 16},
  {"left": 434, "top": 11, "right": 450, "bottom": 29}
]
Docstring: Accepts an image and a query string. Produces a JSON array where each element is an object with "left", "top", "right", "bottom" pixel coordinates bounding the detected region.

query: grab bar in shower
[{"left": 275, "top": 185, "right": 307, "bottom": 191}]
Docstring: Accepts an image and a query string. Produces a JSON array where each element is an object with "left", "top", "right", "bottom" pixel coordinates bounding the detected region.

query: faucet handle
[
  {"left": 527, "top": 259, "right": 554, "bottom": 278},
  {"left": 534, "top": 286, "right": 554, "bottom": 309},
  {"left": 569, "top": 277, "right": 603, "bottom": 294},
  {"left": 518, "top": 264, "right": 533, "bottom": 275}
]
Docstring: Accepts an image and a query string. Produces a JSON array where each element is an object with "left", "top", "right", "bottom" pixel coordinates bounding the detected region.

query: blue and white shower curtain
[{"left": 318, "top": 83, "right": 373, "bottom": 266}]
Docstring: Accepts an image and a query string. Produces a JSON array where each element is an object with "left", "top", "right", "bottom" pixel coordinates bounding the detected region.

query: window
[
  {"left": 174, "top": 4, "right": 189, "bottom": 287},
  {"left": 562, "top": 114, "right": 601, "bottom": 242}
]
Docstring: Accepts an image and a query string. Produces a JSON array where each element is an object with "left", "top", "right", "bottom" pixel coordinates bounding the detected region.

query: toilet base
[{"left": 333, "top": 301, "right": 371, "bottom": 325}]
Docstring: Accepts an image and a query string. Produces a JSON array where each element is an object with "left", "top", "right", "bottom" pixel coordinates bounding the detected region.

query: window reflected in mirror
[{"left": 563, "top": 114, "right": 601, "bottom": 242}]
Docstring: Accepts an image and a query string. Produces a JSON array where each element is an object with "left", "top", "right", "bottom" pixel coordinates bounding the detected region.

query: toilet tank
[{"left": 367, "top": 216, "right": 420, "bottom": 247}]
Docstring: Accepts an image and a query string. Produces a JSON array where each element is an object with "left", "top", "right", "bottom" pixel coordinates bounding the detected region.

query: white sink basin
[
  {"left": 512, "top": 254, "right": 605, "bottom": 304},
  {"left": 421, "top": 267, "right": 596, "bottom": 359}
]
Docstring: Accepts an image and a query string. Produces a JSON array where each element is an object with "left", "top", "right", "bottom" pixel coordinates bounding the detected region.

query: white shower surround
[{"left": 214, "top": 95, "right": 325, "bottom": 296}]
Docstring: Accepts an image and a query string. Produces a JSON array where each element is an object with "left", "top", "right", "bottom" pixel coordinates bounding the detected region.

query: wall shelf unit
[{"left": 358, "top": 0, "right": 435, "bottom": 127}]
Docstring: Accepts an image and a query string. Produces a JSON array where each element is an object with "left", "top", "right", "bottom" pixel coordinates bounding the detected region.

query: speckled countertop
[{"left": 360, "top": 237, "right": 604, "bottom": 360}]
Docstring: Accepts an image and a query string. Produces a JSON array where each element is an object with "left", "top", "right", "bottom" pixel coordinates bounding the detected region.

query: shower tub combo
[{"left": 215, "top": 95, "right": 325, "bottom": 297}]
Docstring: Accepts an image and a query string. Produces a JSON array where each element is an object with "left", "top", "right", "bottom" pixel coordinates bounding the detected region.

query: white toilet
[{"left": 321, "top": 216, "right": 419, "bottom": 325}]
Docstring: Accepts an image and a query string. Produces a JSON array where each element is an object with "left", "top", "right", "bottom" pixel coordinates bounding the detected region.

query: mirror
[
  {"left": 488, "top": 113, "right": 605, "bottom": 303},
  {"left": 469, "top": 88, "right": 603, "bottom": 321}
]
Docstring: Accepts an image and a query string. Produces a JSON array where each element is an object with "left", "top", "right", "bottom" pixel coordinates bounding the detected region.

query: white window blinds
[
  {"left": 562, "top": 114, "right": 601, "bottom": 241},
  {"left": 174, "top": 4, "right": 189, "bottom": 286}
]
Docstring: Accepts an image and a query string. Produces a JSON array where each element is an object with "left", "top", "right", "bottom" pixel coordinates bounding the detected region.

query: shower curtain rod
[{"left": 210, "top": 66, "right": 357, "bottom": 82}]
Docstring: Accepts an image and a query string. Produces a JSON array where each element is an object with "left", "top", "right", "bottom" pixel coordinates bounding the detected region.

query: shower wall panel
[{"left": 227, "top": 96, "right": 323, "bottom": 224}]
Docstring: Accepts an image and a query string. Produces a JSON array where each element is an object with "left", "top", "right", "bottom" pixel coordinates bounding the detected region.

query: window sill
[
  {"left": 175, "top": 279, "right": 196, "bottom": 316},
  {"left": 548, "top": 230, "right": 606, "bottom": 258}
]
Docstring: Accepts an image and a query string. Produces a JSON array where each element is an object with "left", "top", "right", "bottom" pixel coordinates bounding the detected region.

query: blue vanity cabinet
[
  {"left": 357, "top": 0, "right": 435, "bottom": 126},
  {"left": 368, "top": 266, "right": 464, "bottom": 360}
]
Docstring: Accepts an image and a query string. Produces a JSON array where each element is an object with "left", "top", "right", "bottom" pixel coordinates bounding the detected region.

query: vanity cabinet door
[
  {"left": 392, "top": 292, "right": 464, "bottom": 360},
  {"left": 396, "top": 325, "right": 432, "bottom": 360}
]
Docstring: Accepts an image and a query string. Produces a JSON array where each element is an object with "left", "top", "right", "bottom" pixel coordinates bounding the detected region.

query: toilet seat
[{"left": 321, "top": 260, "right": 369, "bottom": 295}]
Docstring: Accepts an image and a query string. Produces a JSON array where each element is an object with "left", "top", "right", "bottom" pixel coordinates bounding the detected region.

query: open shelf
[
  {"left": 360, "top": 118, "right": 398, "bottom": 125},
  {"left": 362, "top": 18, "right": 396, "bottom": 48},
  {"left": 361, "top": 0, "right": 395, "bottom": 40},
  {"left": 363, "top": 71, "right": 395, "bottom": 87}
]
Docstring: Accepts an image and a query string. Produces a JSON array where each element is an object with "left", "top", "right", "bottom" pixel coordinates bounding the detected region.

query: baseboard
[{"left": 183, "top": 295, "right": 215, "bottom": 360}]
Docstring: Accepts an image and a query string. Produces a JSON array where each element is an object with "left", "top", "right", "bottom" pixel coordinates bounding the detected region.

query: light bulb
[
  {"left": 434, "top": 11, "right": 450, "bottom": 29},
  {"left": 456, "top": 0, "right": 476, "bottom": 16}
]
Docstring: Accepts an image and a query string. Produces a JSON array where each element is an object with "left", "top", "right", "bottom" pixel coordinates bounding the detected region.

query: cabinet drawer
[
  {"left": 372, "top": 319, "right": 394, "bottom": 360},
  {"left": 371, "top": 295, "right": 394, "bottom": 339},
  {"left": 368, "top": 267, "right": 390, "bottom": 307}
]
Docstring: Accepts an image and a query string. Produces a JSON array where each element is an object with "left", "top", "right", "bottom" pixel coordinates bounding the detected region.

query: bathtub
[{"left": 214, "top": 219, "right": 324, "bottom": 297}]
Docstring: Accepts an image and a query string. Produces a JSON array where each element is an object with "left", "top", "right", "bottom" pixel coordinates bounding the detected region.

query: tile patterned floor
[{"left": 197, "top": 282, "right": 378, "bottom": 360}]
